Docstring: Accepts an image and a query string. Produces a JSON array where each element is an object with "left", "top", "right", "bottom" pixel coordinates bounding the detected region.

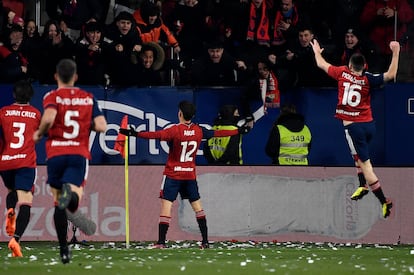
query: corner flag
[
  {"left": 114, "top": 115, "right": 128, "bottom": 158},
  {"left": 113, "top": 115, "right": 131, "bottom": 247}
]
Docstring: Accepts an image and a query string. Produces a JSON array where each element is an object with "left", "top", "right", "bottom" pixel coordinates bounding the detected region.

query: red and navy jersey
[
  {"left": 137, "top": 123, "right": 240, "bottom": 180},
  {"left": 138, "top": 123, "right": 203, "bottom": 180},
  {"left": 327, "top": 65, "right": 384, "bottom": 122},
  {"left": 43, "top": 87, "right": 103, "bottom": 159},
  {"left": 0, "top": 103, "right": 41, "bottom": 171}
]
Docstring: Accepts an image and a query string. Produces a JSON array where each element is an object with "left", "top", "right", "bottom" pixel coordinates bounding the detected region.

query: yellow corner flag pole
[{"left": 124, "top": 135, "right": 130, "bottom": 248}]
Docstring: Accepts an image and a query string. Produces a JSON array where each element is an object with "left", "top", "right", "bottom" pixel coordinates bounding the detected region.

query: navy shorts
[
  {"left": 344, "top": 121, "right": 376, "bottom": 162},
  {"left": 160, "top": 176, "right": 201, "bottom": 202},
  {"left": 0, "top": 167, "right": 36, "bottom": 192},
  {"left": 47, "top": 155, "right": 88, "bottom": 189}
]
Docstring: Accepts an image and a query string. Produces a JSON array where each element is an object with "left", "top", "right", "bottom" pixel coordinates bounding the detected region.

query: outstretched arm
[
  {"left": 383, "top": 41, "right": 400, "bottom": 82},
  {"left": 310, "top": 39, "right": 331, "bottom": 73}
]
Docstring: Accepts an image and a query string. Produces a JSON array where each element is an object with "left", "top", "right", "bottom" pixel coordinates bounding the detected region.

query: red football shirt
[
  {"left": 327, "top": 65, "right": 384, "bottom": 122},
  {"left": 43, "top": 87, "right": 102, "bottom": 159},
  {"left": 138, "top": 123, "right": 203, "bottom": 180},
  {"left": 137, "top": 123, "right": 240, "bottom": 180},
  {"left": 0, "top": 103, "right": 41, "bottom": 170}
]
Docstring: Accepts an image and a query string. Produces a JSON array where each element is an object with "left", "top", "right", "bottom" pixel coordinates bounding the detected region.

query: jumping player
[
  {"left": 33, "top": 59, "right": 107, "bottom": 263},
  {"left": 310, "top": 39, "right": 400, "bottom": 218},
  {"left": 0, "top": 80, "right": 40, "bottom": 257},
  {"left": 119, "top": 100, "right": 250, "bottom": 248}
]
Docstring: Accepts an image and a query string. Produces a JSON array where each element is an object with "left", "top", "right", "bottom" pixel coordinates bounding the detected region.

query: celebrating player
[
  {"left": 33, "top": 59, "right": 107, "bottom": 263},
  {"left": 0, "top": 80, "right": 40, "bottom": 257},
  {"left": 119, "top": 100, "right": 250, "bottom": 248},
  {"left": 310, "top": 39, "right": 400, "bottom": 218}
]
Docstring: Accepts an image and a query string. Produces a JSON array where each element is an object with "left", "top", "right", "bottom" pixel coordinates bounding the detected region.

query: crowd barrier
[
  {"left": 1, "top": 83, "right": 414, "bottom": 166},
  {"left": 0, "top": 166, "right": 412, "bottom": 244}
]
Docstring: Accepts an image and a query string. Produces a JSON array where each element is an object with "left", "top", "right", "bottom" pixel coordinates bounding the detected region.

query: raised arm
[
  {"left": 310, "top": 39, "right": 331, "bottom": 73},
  {"left": 383, "top": 41, "right": 400, "bottom": 82}
]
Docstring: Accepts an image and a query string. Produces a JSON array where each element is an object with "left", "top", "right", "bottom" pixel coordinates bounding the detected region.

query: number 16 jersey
[{"left": 327, "top": 65, "right": 384, "bottom": 122}]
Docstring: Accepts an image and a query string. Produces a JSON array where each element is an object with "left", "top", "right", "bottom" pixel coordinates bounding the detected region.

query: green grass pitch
[{"left": 1, "top": 241, "right": 413, "bottom": 274}]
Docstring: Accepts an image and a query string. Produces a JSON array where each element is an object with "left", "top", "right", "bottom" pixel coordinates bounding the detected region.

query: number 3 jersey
[
  {"left": 327, "top": 65, "right": 384, "bottom": 122},
  {"left": 0, "top": 103, "right": 41, "bottom": 171},
  {"left": 43, "top": 87, "right": 103, "bottom": 160}
]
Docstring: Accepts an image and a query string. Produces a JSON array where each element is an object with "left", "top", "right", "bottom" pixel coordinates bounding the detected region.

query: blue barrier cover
[{"left": 0, "top": 84, "right": 413, "bottom": 166}]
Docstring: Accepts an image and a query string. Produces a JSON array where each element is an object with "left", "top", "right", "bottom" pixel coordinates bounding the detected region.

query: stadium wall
[{"left": 0, "top": 166, "right": 413, "bottom": 244}]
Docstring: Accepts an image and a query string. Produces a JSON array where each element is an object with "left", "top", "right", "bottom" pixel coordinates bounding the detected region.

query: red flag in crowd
[{"left": 114, "top": 115, "right": 128, "bottom": 158}]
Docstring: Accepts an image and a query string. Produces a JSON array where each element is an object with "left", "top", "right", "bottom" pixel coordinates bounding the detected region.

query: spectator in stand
[
  {"left": 191, "top": 40, "right": 248, "bottom": 87},
  {"left": 45, "top": 0, "right": 105, "bottom": 42},
  {"left": 278, "top": 25, "right": 336, "bottom": 87},
  {"left": 246, "top": 0, "right": 271, "bottom": 48},
  {"left": 337, "top": 27, "right": 376, "bottom": 68},
  {"left": 242, "top": 59, "right": 281, "bottom": 122},
  {"left": 0, "top": 24, "right": 28, "bottom": 83},
  {"left": 203, "top": 105, "right": 244, "bottom": 165},
  {"left": 169, "top": 0, "right": 208, "bottom": 79},
  {"left": 1, "top": 8, "right": 18, "bottom": 41},
  {"left": 38, "top": 19, "right": 75, "bottom": 84},
  {"left": 240, "top": 0, "right": 273, "bottom": 73},
  {"left": 137, "top": 42, "right": 166, "bottom": 86},
  {"left": 75, "top": 21, "right": 110, "bottom": 85},
  {"left": 133, "top": 1, "right": 181, "bottom": 54},
  {"left": 104, "top": 11, "right": 143, "bottom": 86},
  {"left": 270, "top": 0, "right": 306, "bottom": 56},
  {"left": 296, "top": 0, "right": 335, "bottom": 47},
  {"left": 20, "top": 19, "right": 42, "bottom": 81},
  {"left": 58, "top": 17, "right": 78, "bottom": 42},
  {"left": 360, "top": 0, "right": 414, "bottom": 73},
  {"left": 265, "top": 103, "right": 311, "bottom": 165},
  {"left": 331, "top": 0, "right": 368, "bottom": 48}
]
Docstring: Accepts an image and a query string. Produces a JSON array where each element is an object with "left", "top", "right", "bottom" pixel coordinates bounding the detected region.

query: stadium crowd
[{"left": 0, "top": 0, "right": 414, "bottom": 89}]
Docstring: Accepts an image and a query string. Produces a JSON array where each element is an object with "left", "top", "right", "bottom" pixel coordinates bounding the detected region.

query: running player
[
  {"left": 0, "top": 80, "right": 40, "bottom": 257},
  {"left": 310, "top": 39, "right": 400, "bottom": 218},
  {"left": 33, "top": 59, "right": 107, "bottom": 263},
  {"left": 119, "top": 100, "right": 250, "bottom": 248}
]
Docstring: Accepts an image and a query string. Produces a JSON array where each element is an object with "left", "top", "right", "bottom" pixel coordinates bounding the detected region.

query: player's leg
[
  {"left": 1, "top": 171, "right": 18, "bottom": 236},
  {"left": 187, "top": 180, "right": 208, "bottom": 248},
  {"left": 50, "top": 186, "right": 71, "bottom": 263},
  {"left": 157, "top": 199, "right": 173, "bottom": 247},
  {"left": 358, "top": 159, "right": 392, "bottom": 218},
  {"left": 351, "top": 155, "right": 369, "bottom": 200},
  {"left": 344, "top": 125, "right": 369, "bottom": 200},
  {"left": 8, "top": 190, "right": 33, "bottom": 257},
  {"left": 155, "top": 176, "right": 177, "bottom": 247},
  {"left": 190, "top": 199, "right": 209, "bottom": 248},
  {"left": 58, "top": 156, "right": 87, "bottom": 212}
]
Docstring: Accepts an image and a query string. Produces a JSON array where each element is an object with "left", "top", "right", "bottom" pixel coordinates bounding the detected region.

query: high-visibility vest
[
  {"left": 277, "top": 124, "right": 311, "bottom": 165},
  {"left": 207, "top": 125, "right": 242, "bottom": 164}
]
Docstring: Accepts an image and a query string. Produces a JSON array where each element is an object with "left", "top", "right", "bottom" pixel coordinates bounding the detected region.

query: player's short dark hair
[
  {"left": 349, "top": 53, "right": 366, "bottom": 72},
  {"left": 178, "top": 100, "right": 196, "bottom": 121},
  {"left": 56, "top": 59, "right": 77, "bottom": 83},
  {"left": 13, "top": 80, "right": 34, "bottom": 104}
]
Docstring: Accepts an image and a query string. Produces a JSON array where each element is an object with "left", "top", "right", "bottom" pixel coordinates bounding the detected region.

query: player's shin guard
[
  {"left": 369, "top": 180, "right": 387, "bottom": 204},
  {"left": 14, "top": 204, "right": 31, "bottom": 242},
  {"left": 158, "top": 216, "right": 171, "bottom": 245},
  {"left": 54, "top": 206, "right": 68, "bottom": 248},
  {"left": 196, "top": 210, "right": 208, "bottom": 244},
  {"left": 6, "top": 190, "right": 18, "bottom": 209}
]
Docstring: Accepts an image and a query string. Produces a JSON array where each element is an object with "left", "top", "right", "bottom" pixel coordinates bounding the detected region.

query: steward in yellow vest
[
  {"left": 265, "top": 104, "right": 312, "bottom": 165},
  {"left": 203, "top": 105, "right": 243, "bottom": 164}
]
